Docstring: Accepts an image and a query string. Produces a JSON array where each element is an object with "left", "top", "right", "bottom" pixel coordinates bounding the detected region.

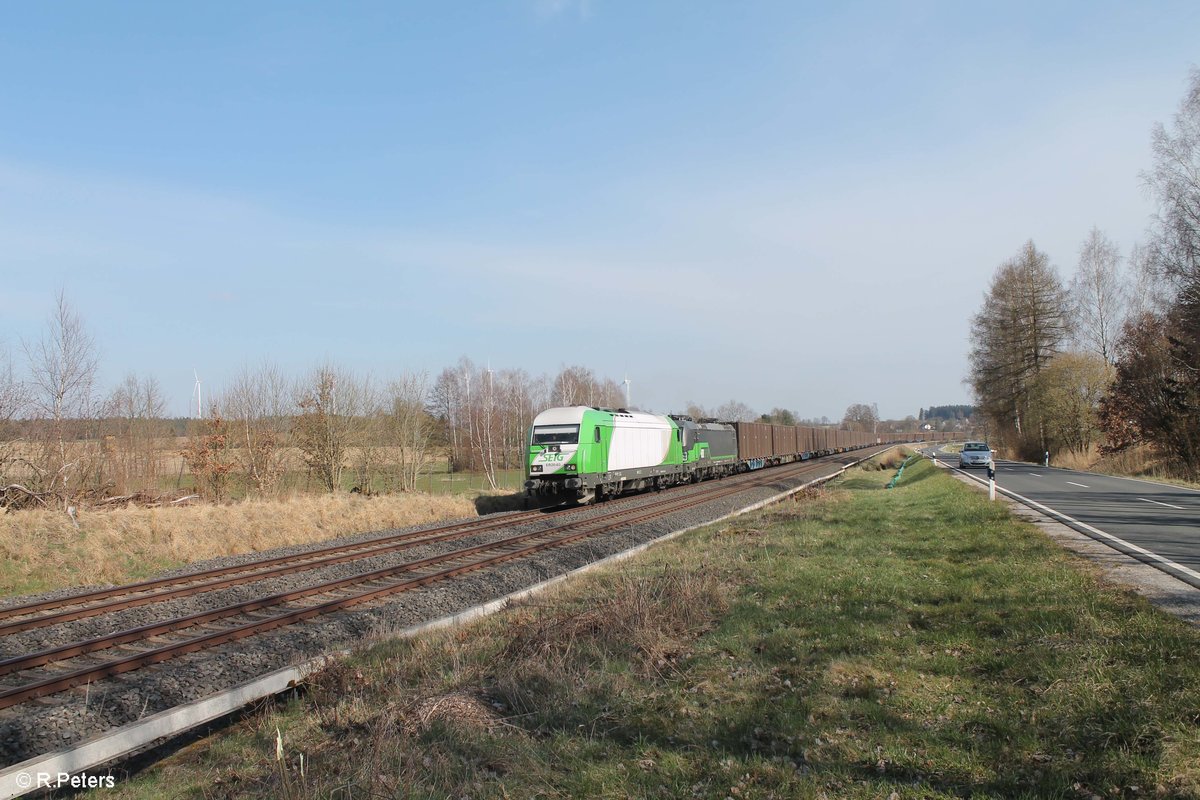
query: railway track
[
  {"left": 0, "top": 508, "right": 553, "bottom": 633},
  {"left": 0, "top": 455, "right": 848, "bottom": 713},
  {"left": 0, "top": 447, "right": 906, "bottom": 739}
]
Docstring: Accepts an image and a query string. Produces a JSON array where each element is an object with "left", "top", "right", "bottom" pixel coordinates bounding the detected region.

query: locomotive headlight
[
  {"left": 531, "top": 465, "right": 543, "bottom": 473},
  {"left": 565, "top": 464, "right": 576, "bottom": 471}
]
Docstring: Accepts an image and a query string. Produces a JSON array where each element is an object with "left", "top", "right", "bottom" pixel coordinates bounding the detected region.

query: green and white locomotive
[{"left": 524, "top": 406, "right": 738, "bottom": 504}]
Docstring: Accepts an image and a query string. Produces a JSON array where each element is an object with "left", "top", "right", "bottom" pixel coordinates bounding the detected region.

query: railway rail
[
  {"left": 0, "top": 508, "right": 552, "bottom": 631},
  {"left": 0, "top": 453, "right": 861, "bottom": 713}
]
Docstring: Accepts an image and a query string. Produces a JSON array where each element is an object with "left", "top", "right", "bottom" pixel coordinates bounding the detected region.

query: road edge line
[{"left": 940, "top": 460, "right": 1200, "bottom": 590}]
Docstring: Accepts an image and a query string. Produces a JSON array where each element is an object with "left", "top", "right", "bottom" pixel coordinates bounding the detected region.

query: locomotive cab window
[
  {"left": 594, "top": 427, "right": 601, "bottom": 443},
  {"left": 532, "top": 425, "right": 579, "bottom": 445}
]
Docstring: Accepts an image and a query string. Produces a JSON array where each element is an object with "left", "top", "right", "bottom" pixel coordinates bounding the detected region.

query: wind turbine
[
  {"left": 193, "top": 370, "right": 203, "bottom": 419},
  {"left": 622, "top": 375, "right": 631, "bottom": 409}
]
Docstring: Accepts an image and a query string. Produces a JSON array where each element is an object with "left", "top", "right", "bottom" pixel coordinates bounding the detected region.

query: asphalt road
[{"left": 925, "top": 447, "right": 1200, "bottom": 585}]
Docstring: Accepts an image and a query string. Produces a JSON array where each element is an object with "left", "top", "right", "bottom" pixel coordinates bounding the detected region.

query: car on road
[{"left": 959, "top": 441, "right": 993, "bottom": 469}]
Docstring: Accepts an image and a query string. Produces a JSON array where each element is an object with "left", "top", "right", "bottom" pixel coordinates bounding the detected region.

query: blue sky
[{"left": 2, "top": 1, "right": 1198, "bottom": 419}]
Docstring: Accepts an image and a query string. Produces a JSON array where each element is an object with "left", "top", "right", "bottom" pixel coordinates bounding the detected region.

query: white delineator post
[{"left": 988, "top": 462, "right": 996, "bottom": 501}]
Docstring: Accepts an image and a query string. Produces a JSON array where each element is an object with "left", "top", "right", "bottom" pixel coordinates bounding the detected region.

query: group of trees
[
  {"left": 0, "top": 302, "right": 640, "bottom": 507},
  {"left": 430, "top": 359, "right": 624, "bottom": 489},
  {"left": 1100, "top": 70, "right": 1200, "bottom": 477},
  {"left": 919, "top": 405, "right": 974, "bottom": 423},
  {"left": 3, "top": 292, "right": 949, "bottom": 509},
  {"left": 2, "top": 283, "right": 964, "bottom": 510},
  {"left": 969, "top": 70, "right": 1200, "bottom": 475}
]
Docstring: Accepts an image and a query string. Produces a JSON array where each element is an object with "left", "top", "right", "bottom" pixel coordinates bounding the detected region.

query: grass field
[
  {"left": 92, "top": 455, "right": 1200, "bottom": 799},
  {"left": 0, "top": 492, "right": 477, "bottom": 598},
  {"left": 161, "top": 461, "right": 527, "bottom": 499}
]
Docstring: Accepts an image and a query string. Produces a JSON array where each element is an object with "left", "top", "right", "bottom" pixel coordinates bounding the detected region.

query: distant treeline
[{"left": 919, "top": 405, "right": 974, "bottom": 422}]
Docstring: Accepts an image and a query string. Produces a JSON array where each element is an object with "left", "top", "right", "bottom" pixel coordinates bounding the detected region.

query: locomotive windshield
[{"left": 532, "top": 425, "right": 579, "bottom": 445}]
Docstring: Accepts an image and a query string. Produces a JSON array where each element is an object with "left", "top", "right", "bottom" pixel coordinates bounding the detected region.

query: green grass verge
[{"left": 95, "top": 457, "right": 1200, "bottom": 799}]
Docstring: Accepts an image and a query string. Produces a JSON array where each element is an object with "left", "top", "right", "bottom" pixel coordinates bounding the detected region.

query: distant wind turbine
[
  {"left": 193, "top": 370, "right": 203, "bottom": 419},
  {"left": 622, "top": 375, "right": 631, "bottom": 409}
]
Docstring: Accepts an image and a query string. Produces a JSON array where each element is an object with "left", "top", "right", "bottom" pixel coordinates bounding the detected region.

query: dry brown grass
[
  {"left": 0, "top": 492, "right": 476, "bottom": 598},
  {"left": 407, "top": 691, "right": 502, "bottom": 735},
  {"left": 1048, "top": 444, "right": 1200, "bottom": 487},
  {"left": 843, "top": 445, "right": 910, "bottom": 473},
  {"left": 1048, "top": 447, "right": 1097, "bottom": 471}
]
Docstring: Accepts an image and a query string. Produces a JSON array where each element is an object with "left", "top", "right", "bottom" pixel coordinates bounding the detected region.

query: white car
[{"left": 959, "top": 441, "right": 993, "bottom": 468}]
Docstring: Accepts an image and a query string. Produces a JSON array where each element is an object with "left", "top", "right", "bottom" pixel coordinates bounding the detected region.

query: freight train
[{"left": 524, "top": 405, "right": 950, "bottom": 505}]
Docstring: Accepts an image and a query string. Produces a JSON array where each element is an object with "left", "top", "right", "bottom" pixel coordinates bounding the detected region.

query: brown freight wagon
[
  {"left": 797, "top": 425, "right": 816, "bottom": 454},
  {"left": 733, "top": 422, "right": 773, "bottom": 460},
  {"left": 771, "top": 424, "right": 798, "bottom": 457}
]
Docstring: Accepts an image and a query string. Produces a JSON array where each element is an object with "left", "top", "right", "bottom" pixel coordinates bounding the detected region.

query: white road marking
[
  {"left": 951, "top": 470, "right": 1200, "bottom": 583},
  {"left": 1066, "top": 481, "right": 1089, "bottom": 488},
  {"left": 1139, "top": 497, "right": 1184, "bottom": 510},
  {"left": 1027, "top": 472, "right": 1042, "bottom": 477}
]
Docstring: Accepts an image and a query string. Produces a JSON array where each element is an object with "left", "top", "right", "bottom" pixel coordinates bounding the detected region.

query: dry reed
[{"left": 0, "top": 492, "right": 476, "bottom": 597}]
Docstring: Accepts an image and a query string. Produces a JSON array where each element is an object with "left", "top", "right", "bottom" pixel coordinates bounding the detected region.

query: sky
[{"left": 2, "top": 1, "right": 1198, "bottom": 421}]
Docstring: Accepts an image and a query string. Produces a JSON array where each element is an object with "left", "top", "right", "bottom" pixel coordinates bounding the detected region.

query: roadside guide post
[
  {"left": 1044, "top": 450, "right": 1049, "bottom": 468},
  {"left": 987, "top": 461, "right": 996, "bottom": 501}
]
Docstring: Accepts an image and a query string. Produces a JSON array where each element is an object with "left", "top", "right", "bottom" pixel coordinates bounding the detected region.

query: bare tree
[
  {"left": 449, "top": 362, "right": 522, "bottom": 490},
  {"left": 1099, "top": 72, "right": 1200, "bottom": 477},
  {"left": 1071, "top": 228, "right": 1126, "bottom": 364},
  {"left": 841, "top": 402, "right": 879, "bottom": 432},
  {"left": 384, "top": 371, "right": 436, "bottom": 491},
  {"left": 0, "top": 343, "right": 28, "bottom": 500},
  {"left": 597, "top": 377, "right": 625, "bottom": 408},
  {"left": 22, "top": 290, "right": 100, "bottom": 502},
  {"left": 551, "top": 365, "right": 595, "bottom": 407},
  {"left": 102, "top": 372, "right": 168, "bottom": 495},
  {"left": 548, "top": 365, "right": 624, "bottom": 408},
  {"left": 431, "top": 362, "right": 468, "bottom": 471},
  {"left": 1126, "top": 242, "right": 1173, "bottom": 317},
  {"left": 495, "top": 368, "right": 545, "bottom": 470},
  {"left": 715, "top": 400, "right": 757, "bottom": 422},
  {"left": 293, "top": 363, "right": 376, "bottom": 492},
  {"left": 221, "top": 363, "right": 293, "bottom": 495},
  {"left": 473, "top": 364, "right": 501, "bottom": 490},
  {"left": 1144, "top": 68, "right": 1200, "bottom": 307}
]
